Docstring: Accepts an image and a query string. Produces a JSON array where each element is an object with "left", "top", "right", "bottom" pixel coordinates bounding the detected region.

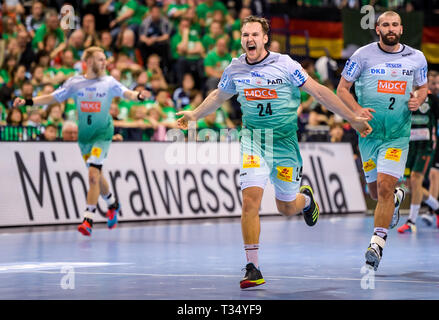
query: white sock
[
  {"left": 408, "top": 204, "right": 420, "bottom": 223},
  {"left": 424, "top": 195, "right": 439, "bottom": 211},
  {"left": 84, "top": 208, "right": 95, "bottom": 220},
  {"left": 102, "top": 192, "right": 115, "bottom": 207},
  {"left": 244, "top": 244, "right": 259, "bottom": 269},
  {"left": 374, "top": 227, "right": 388, "bottom": 239}
]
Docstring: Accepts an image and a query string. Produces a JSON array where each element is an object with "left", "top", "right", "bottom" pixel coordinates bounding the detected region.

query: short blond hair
[{"left": 81, "top": 46, "right": 104, "bottom": 62}]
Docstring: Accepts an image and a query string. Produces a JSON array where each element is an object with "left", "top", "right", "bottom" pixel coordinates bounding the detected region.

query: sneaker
[
  {"left": 240, "top": 263, "right": 265, "bottom": 289},
  {"left": 365, "top": 234, "right": 386, "bottom": 271},
  {"left": 420, "top": 212, "right": 434, "bottom": 226},
  {"left": 299, "top": 185, "right": 319, "bottom": 227},
  {"left": 106, "top": 201, "right": 120, "bottom": 229},
  {"left": 78, "top": 218, "right": 93, "bottom": 236},
  {"left": 389, "top": 187, "right": 405, "bottom": 229},
  {"left": 397, "top": 220, "right": 417, "bottom": 233}
]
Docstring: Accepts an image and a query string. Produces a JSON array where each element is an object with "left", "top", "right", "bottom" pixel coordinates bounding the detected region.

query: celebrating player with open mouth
[{"left": 177, "top": 15, "right": 372, "bottom": 289}]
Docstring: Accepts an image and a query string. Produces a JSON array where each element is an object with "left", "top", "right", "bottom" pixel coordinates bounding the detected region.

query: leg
[
  {"left": 240, "top": 186, "right": 266, "bottom": 289},
  {"left": 368, "top": 181, "right": 378, "bottom": 201},
  {"left": 374, "top": 172, "right": 399, "bottom": 229},
  {"left": 241, "top": 186, "right": 264, "bottom": 246},
  {"left": 86, "top": 165, "right": 101, "bottom": 208},
  {"left": 429, "top": 168, "right": 439, "bottom": 199}
]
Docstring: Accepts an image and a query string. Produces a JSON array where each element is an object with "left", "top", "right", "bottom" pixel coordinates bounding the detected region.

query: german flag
[
  {"left": 270, "top": 6, "right": 343, "bottom": 59},
  {"left": 422, "top": 26, "right": 439, "bottom": 64}
]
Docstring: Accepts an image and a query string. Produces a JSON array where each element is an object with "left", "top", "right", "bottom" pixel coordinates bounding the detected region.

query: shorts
[
  {"left": 404, "top": 142, "right": 434, "bottom": 177},
  {"left": 239, "top": 131, "right": 302, "bottom": 202},
  {"left": 79, "top": 140, "right": 112, "bottom": 167},
  {"left": 359, "top": 136, "right": 409, "bottom": 184}
]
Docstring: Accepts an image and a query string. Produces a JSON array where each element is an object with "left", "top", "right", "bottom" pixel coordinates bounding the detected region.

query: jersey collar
[
  {"left": 245, "top": 51, "right": 271, "bottom": 65},
  {"left": 377, "top": 42, "right": 405, "bottom": 54}
]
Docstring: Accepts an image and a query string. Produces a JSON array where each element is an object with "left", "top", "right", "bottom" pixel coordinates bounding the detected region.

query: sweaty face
[
  {"left": 377, "top": 15, "right": 403, "bottom": 46},
  {"left": 241, "top": 22, "right": 268, "bottom": 63}
]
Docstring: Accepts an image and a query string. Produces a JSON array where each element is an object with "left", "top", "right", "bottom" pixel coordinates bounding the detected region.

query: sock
[
  {"left": 408, "top": 204, "right": 420, "bottom": 223},
  {"left": 244, "top": 244, "right": 259, "bottom": 269},
  {"left": 424, "top": 195, "right": 439, "bottom": 211},
  {"left": 84, "top": 205, "right": 96, "bottom": 220},
  {"left": 102, "top": 192, "right": 116, "bottom": 207},
  {"left": 373, "top": 227, "right": 388, "bottom": 239},
  {"left": 302, "top": 194, "right": 311, "bottom": 210}
]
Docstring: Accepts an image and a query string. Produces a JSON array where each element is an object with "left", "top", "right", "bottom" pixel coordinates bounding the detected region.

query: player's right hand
[
  {"left": 176, "top": 110, "right": 197, "bottom": 130},
  {"left": 356, "top": 107, "right": 375, "bottom": 120},
  {"left": 351, "top": 116, "right": 373, "bottom": 138},
  {"left": 13, "top": 97, "right": 25, "bottom": 108}
]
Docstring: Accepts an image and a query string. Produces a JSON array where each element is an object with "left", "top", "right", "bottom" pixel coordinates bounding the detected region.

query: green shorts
[
  {"left": 404, "top": 141, "right": 434, "bottom": 177},
  {"left": 359, "top": 136, "right": 410, "bottom": 183},
  {"left": 239, "top": 130, "right": 303, "bottom": 201},
  {"left": 79, "top": 140, "right": 112, "bottom": 167}
]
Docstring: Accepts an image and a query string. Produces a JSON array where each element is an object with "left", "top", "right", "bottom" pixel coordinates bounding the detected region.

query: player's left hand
[
  {"left": 350, "top": 116, "right": 373, "bottom": 138},
  {"left": 408, "top": 91, "right": 420, "bottom": 111}
]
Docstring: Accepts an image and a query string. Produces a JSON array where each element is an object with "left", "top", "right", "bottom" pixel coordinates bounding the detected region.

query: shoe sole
[
  {"left": 78, "top": 225, "right": 92, "bottom": 236},
  {"left": 365, "top": 249, "right": 379, "bottom": 271},
  {"left": 240, "top": 279, "right": 265, "bottom": 289},
  {"left": 300, "top": 186, "right": 319, "bottom": 226}
]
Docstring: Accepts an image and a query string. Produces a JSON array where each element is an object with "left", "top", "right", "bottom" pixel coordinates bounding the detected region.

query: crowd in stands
[{"left": 0, "top": 0, "right": 437, "bottom": 146}]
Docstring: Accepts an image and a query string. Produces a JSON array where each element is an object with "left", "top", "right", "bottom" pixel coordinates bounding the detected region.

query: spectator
[
  {"left": 116, "top": 27, "right": 143, "bottom": 66},
  {"left": 145, "top": 54, "right": 168, "bottom": 90},
  {"left": 155, "top": 89, "right": 179, "bottom": 128},
  {"left": 81, "top": 14, "right": 101, "bottom": 50},
  {"left": 25, "top": 108, "right": 43, "bottom": 127},
  {"left": 16, "top": 30, "right": 36, "bottom": 71},
  {"left": 170, "top": 18, "right": 205, "bottom": 85},
  {"left": 201, "top": 20, "right": 230, "bottom": 53},
  {"left": 6, "top": 107, "right": 24, "bottom": 126},
  {"left": 62, "top": 121, "right": 78, "bottom": 141},
  {"left": 231, "top": 7, "right": 252, "bottom": 42},
  {"left": 138, "top": 5, "right": 172, "bottom": 68},
  {"left": 17, "top": 81, "right": 34, "bottom": 114},
  {"left": 172, "top": 72, "right": 202, "bottom": 110},
  {"left": 204, "top": 37, "right": 232, "bottom": 91},
  {"left": 68, "top": 29, "right": 85, "bottom": 61},
  {"left": 195, "top": 0, "right": 234, "bottom": 30},
  {"left": 32, "top": 10, "right": 66, "bottom": 52},
  {"left": 44, "top": 103, "right": 64, "bottom": 131},
  {"left": 167, "top": 0, "right": 192, "bottom": 29},
  {"left": 0, "top": 55, "right": 18, "bottom": 86},
  {"left": 100, "top": 30, "right": 115, "bottom": 60},
  {"left": 109, "top": 0, "right": 149, "bottom": 41},
  {"left": 25, "top": 1, "right": 44, "bottom": 38},
  {"left": 41, "top": 123, "right": 59, "bottom": 141},
  {"left": 2, "top": 16, "right": 18, "bottom": 43},
  {"left": 110, "top": 101, "right": 124, "bottom": 141},
  {"left": 30, "top": 65, "right": 46, "bottom": 95}
]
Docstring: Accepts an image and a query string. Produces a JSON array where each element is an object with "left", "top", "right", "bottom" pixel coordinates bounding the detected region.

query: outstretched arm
[
  {"left": 301, "top": 77, "right": 372, "bottom": 137},
  {"left": 176, "top": 89, "right": 234, "bottom": 129},
  {"left": 13, "top": 93, "right": 58, "bottom": 108}
]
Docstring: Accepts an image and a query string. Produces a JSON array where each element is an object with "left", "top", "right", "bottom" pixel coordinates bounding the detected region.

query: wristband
[
  {"left": 25, "top": 98, "right": 34, "bottom": 106},
  {"left": 137, "top": 92, "right": 145, "bottom": 101}
]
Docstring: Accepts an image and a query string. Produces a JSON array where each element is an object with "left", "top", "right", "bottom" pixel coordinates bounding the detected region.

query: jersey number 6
[{"left": 87, "top": 114, "right": 92, "bottom": 125}]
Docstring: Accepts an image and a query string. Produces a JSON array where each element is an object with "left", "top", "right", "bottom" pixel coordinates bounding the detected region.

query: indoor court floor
[{"left": 0, "top": 213, "right": 438, "bottom": 300}]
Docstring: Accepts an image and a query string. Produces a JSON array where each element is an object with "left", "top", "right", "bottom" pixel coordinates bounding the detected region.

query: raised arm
[
  {"left": 13, "top": 93, "right": 58, "bottom": 108},
  {"left": 176, "top": 89, "right": 234, "bottom": 129}
]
